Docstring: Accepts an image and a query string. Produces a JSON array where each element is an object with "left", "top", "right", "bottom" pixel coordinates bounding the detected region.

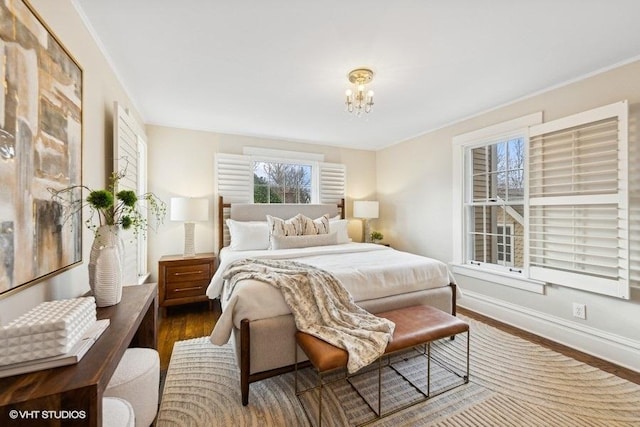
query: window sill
[{"left": 450, "top": 263, "right": 546, "bottom": 294}]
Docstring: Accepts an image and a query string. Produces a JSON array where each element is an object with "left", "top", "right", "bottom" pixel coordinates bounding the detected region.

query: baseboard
[{"left": 458, "top": 290, "right": 640, "bottom": 373}]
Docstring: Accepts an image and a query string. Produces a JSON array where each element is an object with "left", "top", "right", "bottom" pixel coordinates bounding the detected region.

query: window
[
  {"left": 253, "top": 161, "right": 312, "bottom": 204},
  {"left": 466, "top": 137, "right": 525, "bottom": 273},
  {"left": 453, "top": 102, "right": 630, "bottom": 299},
  {"left": 216, "top": 150, "right": 345, "bottom": 205}
]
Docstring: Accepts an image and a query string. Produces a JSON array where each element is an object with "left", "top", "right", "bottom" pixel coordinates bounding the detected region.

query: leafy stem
[{"left": 48, "top": 163, "right": 166, "bottom": 236}]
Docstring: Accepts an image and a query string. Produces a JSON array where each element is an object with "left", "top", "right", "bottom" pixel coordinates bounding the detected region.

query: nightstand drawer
[
  {"left": 165, "top": 264, "right": 211, "bottom": 284},
  {"left": 165, "top": 280, "right": 209, "bottom": 299}
]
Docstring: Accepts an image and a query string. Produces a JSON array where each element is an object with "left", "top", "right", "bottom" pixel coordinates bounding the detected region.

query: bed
[{"left": 206, "top": 197, "right": 458, "bottom": 405}]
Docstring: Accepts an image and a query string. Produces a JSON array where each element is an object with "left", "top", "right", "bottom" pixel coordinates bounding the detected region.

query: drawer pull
[
  {"left": 173, "top": 270, "right": 204, "bottom": 276},
  {"left": 174, "top": 286, "right": 203, "bottom": 292}
]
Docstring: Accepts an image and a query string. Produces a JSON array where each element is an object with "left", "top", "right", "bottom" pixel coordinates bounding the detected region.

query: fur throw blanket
[{"left": 222, "top": 258, "right": 395, "bottom": 373}]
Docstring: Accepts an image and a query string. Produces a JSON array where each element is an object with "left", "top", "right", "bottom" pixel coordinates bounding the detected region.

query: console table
[{"left": 0, "top": 283, "right": 158, "bottom": 426}]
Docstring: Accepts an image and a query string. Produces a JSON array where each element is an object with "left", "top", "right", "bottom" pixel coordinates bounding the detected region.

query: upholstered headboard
[{"left": 217, "top": 196, "right": 345, "bottom": 250}]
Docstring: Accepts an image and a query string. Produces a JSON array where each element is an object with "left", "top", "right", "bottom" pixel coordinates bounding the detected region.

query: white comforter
[{"left": 208, "top": 243, "right": 455, "bottom": 345}]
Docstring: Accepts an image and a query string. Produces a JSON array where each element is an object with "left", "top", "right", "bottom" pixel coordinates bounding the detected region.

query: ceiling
[{"left": 73, "top": 0, "right": 640, "bottom": 151}]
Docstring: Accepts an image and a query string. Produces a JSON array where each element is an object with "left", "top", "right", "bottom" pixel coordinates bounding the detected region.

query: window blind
[
  {"left": 215, "top": 153, "right": 253, "bottom": 247},
  {"left": 215, "top": 153, "right": 253, "bottom": 203},
  {"left": 318, "top": 162, "right": 346, "bottom": 204},
  {"left": 630, "top": 122, "right": 640, "bottom": 289},
  {"left": 113, "top": 102, "right": 147, "bottom": 285},
  {"left": 528, "top": 101, "right": 629, "bottom": 299}
]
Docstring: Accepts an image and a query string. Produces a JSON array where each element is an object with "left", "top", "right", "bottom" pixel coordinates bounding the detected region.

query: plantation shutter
[
  {"left": 215, "top": 153, "right": 252, "bottom": 247},
  {"left": 215, "top": 153, "right": 253, "bottom": 203},
  {"left": 528, "top": 101, "right": 629, "bottom": 299},
  {"left": 318, "top": 162, "right": 346, "bottom": 203},
  {"left": 113, "top": 102, "right": 147, "bottom": 285}
]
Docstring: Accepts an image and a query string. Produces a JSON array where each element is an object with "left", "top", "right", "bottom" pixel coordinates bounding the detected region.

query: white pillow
[
  {"left": 226, "top": 219, "right": 270, "bottom": 251},
  {"left": 329, "top": 219, "right": 351, "bottom": 244},
  {"left": 271, "top": 232, "right": 338, "bottom": 250}
]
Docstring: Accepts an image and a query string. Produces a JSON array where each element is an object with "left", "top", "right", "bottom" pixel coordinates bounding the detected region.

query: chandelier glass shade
[{"left": 345, "top": 68, "right": 374, "bottom": 116}]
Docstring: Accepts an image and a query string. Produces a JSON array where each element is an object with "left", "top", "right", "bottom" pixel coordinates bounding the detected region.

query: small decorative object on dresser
[
  {"left": 158, "top": 253, "right": 217, "bottom": 316},
  {"left": 370, "top": 230, "right": 384, "bottom": 244}
]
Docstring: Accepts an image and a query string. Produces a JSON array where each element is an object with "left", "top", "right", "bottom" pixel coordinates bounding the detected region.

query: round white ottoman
[
  {"left": 103, "top": 397, "right": 135, "bottom": 427},
  {"left": 105, "top": 348, "right": 160, "bottom": 427}
]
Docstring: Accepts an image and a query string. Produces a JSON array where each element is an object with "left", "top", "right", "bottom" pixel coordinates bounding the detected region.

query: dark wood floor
[
  {"left": 158, "top": 302, "right": 640, "bottom": 385},
  {"left": 158, "top": 301, "right": 220, "bottom": 371}
]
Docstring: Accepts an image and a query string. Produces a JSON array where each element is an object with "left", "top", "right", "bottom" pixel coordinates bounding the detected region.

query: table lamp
[
  {"left": 353, "top": 200, "right": 379, "bottom": 243},
  {"left": 170, "top": 197, "right": 209, "bottom": 257}
]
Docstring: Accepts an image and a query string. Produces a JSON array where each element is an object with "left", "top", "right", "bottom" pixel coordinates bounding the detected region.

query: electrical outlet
[{"left": 572, "top": 303, "right": 586, "bottom": 320}]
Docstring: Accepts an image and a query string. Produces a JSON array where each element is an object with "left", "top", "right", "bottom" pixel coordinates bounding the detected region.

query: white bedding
[{"left": 208, "top": 243, "right": 456, "bottom": 345}]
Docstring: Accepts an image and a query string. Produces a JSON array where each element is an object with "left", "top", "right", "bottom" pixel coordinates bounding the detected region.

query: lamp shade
[
  {"left": 170, "top": 197, "right": 209, "bottom": 222},
  {"left": 353, "top": 201, "right": 379, "bottom": 219}
]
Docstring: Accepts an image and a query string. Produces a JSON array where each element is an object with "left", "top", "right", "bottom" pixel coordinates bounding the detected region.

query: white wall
[
  {"left": 377, "top": 59, "right": 640, "bottom": 371},
  {"left": 0, "top": 1, "right": 143, "bottom": 323},
  {"left": 145, "top": 125, "right": 377, "bottom": 282}
]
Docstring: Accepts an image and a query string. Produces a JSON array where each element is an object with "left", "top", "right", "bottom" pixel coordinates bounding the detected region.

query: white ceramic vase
[{"left": 89, "top": 225, "right": 124, "bottom": 307}]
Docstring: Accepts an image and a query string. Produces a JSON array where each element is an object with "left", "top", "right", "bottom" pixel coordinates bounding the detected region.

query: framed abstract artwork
[{"left": 0, "top": 0, "right": 83, "bottom": 297}]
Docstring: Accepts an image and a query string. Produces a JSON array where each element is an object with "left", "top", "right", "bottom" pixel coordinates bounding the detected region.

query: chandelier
[{"left": 344, "top": 68, "right": 374, "bottom": 116}]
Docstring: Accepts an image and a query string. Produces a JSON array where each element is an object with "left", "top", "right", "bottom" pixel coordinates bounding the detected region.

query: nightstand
[{"left": 158, "top": 253, "right": 216, "bottom": 316}]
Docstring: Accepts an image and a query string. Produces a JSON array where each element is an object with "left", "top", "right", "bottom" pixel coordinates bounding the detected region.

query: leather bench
[{"left": 294, "top": 305, "right": 470, "bottom": 426}]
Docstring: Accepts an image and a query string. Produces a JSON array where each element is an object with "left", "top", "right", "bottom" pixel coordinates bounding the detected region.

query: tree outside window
[{"left": 253, "top": 161, "right": 312, "bottom": 204}]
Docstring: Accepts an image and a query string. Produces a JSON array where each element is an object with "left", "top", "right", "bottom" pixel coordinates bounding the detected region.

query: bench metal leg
[
  {"left": 295, "top": 340, "right": 327, "bottom": 427},
  {"left": 427, "top": 341, "right": 431, "bottom": 397},
  {"left": 294, "top": 341, "right": 298, "bottom": 394},
  {"left": 318, "top": 373, "right": 324, "bottom": 427},
  {"left": 377, "top": 357, "right": 382, "bottom": 417},
  {"left": 295, "top": 329, "right": 471, "bottom": 427},
  {"left": 466, "top": 329, "right": 470, "bottom": 382}
]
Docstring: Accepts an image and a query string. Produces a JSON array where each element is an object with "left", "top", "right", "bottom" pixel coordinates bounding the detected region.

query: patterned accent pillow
[
  {"left": 266, "top": 214, "right": 303, "bottom": 238},
  {"left": 271, "top": 232, "right": 338, "bottom": 250},
  {"left": 299, "top": 214, "right": 330, "bottom": 235}
]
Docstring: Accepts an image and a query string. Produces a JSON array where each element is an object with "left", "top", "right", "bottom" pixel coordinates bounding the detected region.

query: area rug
[{"left": 156, "top": 316, "right": 640, "bottom": 426}]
